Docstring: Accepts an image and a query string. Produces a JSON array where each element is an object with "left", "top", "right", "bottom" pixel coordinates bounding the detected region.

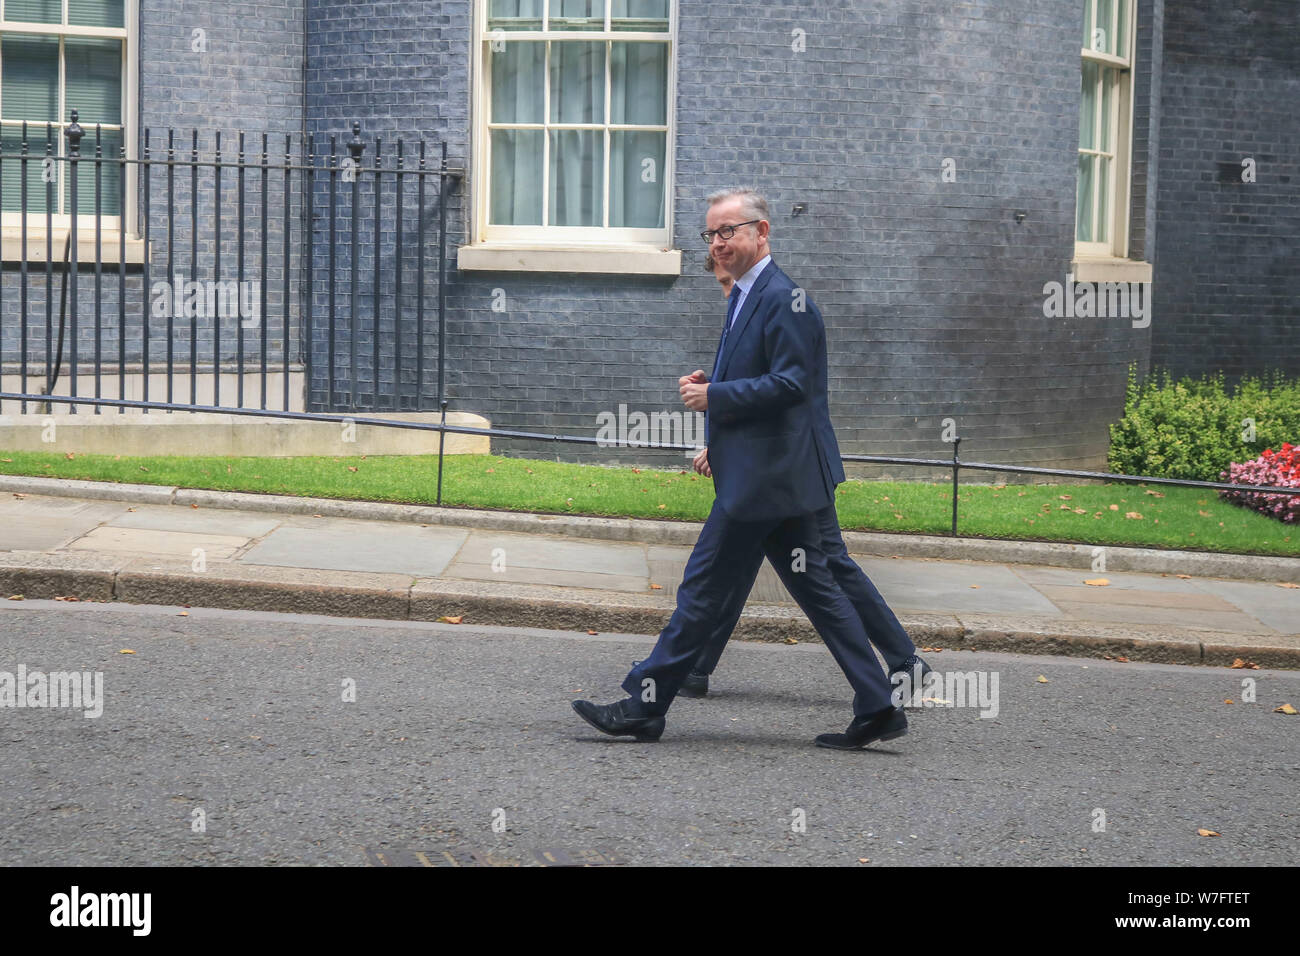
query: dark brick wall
[
  {"left": 1150, "top": 0, "right": 1300, "bottom": 381},
  {"left": 4, "top": 1, "right": 1186, "bottom": 476},
  {"left": 1, "top": 0, "right": 308, "bottom": 400},
  {"left": 301, "top": 0, "right": 1151, "bottom": 470}
]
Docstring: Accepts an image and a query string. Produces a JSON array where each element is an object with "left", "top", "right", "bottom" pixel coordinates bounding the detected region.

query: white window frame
[
  {"left": 0, "top": 0, "right": 139, "bottom": 259},
  {"left": 465, "top": 0, "right": 679, "bottom": 271},
  {"left": 1076, "top": 0, "right": 1137, "bottom": 260}
]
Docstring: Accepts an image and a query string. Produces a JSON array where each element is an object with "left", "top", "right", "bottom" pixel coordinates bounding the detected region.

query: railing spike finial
[{"left": 66, "top": 109, "right": 83, "bottom": 155}]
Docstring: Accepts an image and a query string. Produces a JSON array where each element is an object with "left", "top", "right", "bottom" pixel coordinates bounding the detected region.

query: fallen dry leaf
[
  {"left": 1058, "top": 494, "right": 1072, "bottom": 500},
  {"left": 1144, "top": 490, "right": 1165, "bottom": 498},
  {"left": 1197, "top": 828, "right": 1220, "bottom": 838},
  {"left": 1114, "top": 656, "right": 1130, "bottom": 663},
  {"left": 7, "top": 595, "right": 24, "bottom": 601},
  {"left": 177, "top": 611, "right": 189, "bottom": 617},
  {"left": 586, "top": 629, "right": 598, "bottom": 636},
  {"left": 857, "top": 858, "right": 870, "bottom": 864},
  {"left": 1124, "top": 512, "right": 1143, "bottom": 520},
  {"left": 437, "top": 615, "right": 464, "bottom": 625},
  {"left": 1036, "top": 675, "right": 1050, "bottom": 683},
  {"left": 1229, "top": 658, "right": 1260, "bottom": 670},
  {"left": 120, "top": 649, "right": 136, "bottom": 654},
  {"left": 1277, "top": 582, "right": 1300, "bottom": 589},
  {"left": 1224, "top": 699, "right": 1234, "bottom": 705},
  {"left": 649, "top": 583, "right": 663, "bottom": 590},
  {"left": 1177, "top": 574, "right": 1191, "bottom": 579},
  {"left": 1108, "top": 504, "right": 1119, "bottom": 511},
  {"left": 1084, "top": 578, "right": 1110, "bottom": 587},
  {"left": 782, "top": 637, "right": 799, "bottom": 645},
  {"left": 64, "top": 452, "right": 75, "bottom": 460},
  {"left": 347, "top": 466, "right": 358, "bottom": 472},
  {"left": 1274, "top": 703, "right": 1298, "bottom": 715}
]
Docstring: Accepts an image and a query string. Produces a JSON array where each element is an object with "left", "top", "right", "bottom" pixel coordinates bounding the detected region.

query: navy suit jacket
[{"left": 705, "top": 259, "right": 847, "bottom": 521}]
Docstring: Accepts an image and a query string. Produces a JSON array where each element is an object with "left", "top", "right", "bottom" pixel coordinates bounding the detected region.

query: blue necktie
[{"left": 712, "top": 285, "right": 743, "bottom": 382}]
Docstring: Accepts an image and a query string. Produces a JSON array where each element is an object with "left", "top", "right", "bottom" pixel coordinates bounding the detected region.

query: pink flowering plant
[{"left": 1219, "top": 442, "right": 1300, "bottom": 523}]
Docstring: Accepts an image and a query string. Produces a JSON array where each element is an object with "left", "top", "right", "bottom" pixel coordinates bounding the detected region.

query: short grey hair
[{"left": 706, "top": 187, "right": 770, "bottom": 224}]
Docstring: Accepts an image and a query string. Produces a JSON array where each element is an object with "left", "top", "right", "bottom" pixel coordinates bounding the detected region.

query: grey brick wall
[
  {"left": 302, "top": 0, "right": 1151, "bottom": 471},
  {"left": 5, "top": 1, "right": 1212, "bottom": 476},
  {"left": 1150, "top": 0, "right": 1300, "bottom": 382}
]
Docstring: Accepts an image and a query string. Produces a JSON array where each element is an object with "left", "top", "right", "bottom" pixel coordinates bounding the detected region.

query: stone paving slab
[
  {"left": 239, "top": 522, "right": 467, "bottom": 576},
  {"left": 856, "top": 557, "right": 1063, "bottom": 617},
  {"left": 104, "top": 503, "right": 283, "bottom": 538},
  {"left": 67, "top": 526, "right": 252, "bottom": 560},
  {"left": 1049, "top": 599, "right": 1271, "bottom": 634},
  {"left": 450, "top": 530, "right": 649, "bottom": 577},
  {"left": 4, "top": 515, "right": 107, "bottom": 552},
  {"left": 1187, "top": 578, "right": 1300, "bottom": 636}
]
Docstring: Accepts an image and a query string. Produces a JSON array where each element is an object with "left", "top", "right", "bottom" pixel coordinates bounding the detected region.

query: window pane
[
  {"left": 2, "top": 35, "right": 60, "bottom": 123},
  {"left": 0, "top": 126, "right": 56, "bottom": 214},
  {"left": 1094, "top": 0, "right": 1114, "bottom": 54},
  {"left": 68, "top": 0, "right": 125, "bottom": 28},
  {"left": 1099, "top": 66, "right": 1113, "bottom": 153},
  {"left": 1115, "top": 0, "right": 1128, "bottom": 60},
  {"left": 4, "top": 0, "right": 61, "bottom": 24},
  {"left": 549, "top": 0, "right": 604, "bottom": 31},
  {"left": 549, "top": 41, "right": 604, "bottom": 124},
  {"left": 490, "top": 129, "right": 543, "bottom": 224},
  {"left": 1096, "top": 154, "right": 1109, "bottom": 243},
  {"left": 612, "top": 0, "right": 668, "bottom": 32},
  {"left": 63, "top": 126, "right": 122, "bottom": 215},
  {"left": 65, "top": 37, "right": 122, "bottom": 126},
  {"left": 610, "top": 43, "right": 667, "bottom": 125},
  {"left": 1075, "top": 154, "right": 1094, "bottom": 242},
  {"left": 548, "top": 129, "right": 601, "bottom": 226},
  {"left": 491, "top": 41, "right": 544, "bottom": 123},
  {"left": 1078, "top": 60, "right": 1097, "bottom": 151},
  {"left": 1081, "top": 0, "right": 1093, "bottom": 49},
  {"left": 488, "top": 0, "right": 542, "bottom": 31},
  {"left": 609, "top": 129, "right": 663, "bottom": 227}
]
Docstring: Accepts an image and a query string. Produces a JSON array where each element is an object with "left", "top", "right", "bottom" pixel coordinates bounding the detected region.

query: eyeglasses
[{"left": 700, "top": 220, "right": 760, "bottom": 244}]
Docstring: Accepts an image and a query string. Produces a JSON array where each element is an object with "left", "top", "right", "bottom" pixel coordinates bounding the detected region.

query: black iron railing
[{"left": 0, "top": 112, "right": 456, "bottom": 417}]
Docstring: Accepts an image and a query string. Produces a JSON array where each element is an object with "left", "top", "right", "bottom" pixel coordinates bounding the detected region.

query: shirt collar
[{"left": 735, "top": 254, "right": 771, "bottom": 295}]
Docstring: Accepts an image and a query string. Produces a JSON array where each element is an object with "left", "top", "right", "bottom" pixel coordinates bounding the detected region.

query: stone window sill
[
  {"left": 2, "top": 228, "right": 147, "bottom": 266},
  {"left": 457, "top": 243, "right": 681, "bottom": 276},
  {"left": 1071, "top": 257, "right": 1153, "bottom": 283}
]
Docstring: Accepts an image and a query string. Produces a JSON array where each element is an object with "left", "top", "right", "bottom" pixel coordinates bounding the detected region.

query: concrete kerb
[
  {"left": 1, "top": 553, "right": 1296, "bottom": 669},
  {"left": 1, "top": 472, "right": 1297, "bottom": 583}
]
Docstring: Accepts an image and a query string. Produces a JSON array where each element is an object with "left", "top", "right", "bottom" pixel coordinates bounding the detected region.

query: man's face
[{"left": 706, "top": 197, "right": 768, "bottom": 281}]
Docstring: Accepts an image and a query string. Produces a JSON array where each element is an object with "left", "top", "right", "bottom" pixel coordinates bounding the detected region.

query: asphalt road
[{"left": 1, "top": 599, "right": 1296, "bottom": 866}]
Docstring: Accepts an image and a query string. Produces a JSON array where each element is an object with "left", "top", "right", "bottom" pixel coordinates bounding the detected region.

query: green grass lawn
[{"left": 1, "top": 448, "right": 1296, "bottom": 557}]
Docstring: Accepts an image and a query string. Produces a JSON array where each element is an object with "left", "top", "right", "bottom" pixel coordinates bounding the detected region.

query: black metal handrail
[{"left": 4, "top": 392, "right": 1297, "bottom": 538}]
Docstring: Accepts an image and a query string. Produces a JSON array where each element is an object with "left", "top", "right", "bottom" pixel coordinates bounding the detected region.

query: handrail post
[
  {"left": 950, "top": 436, "right": 961, "bottom": 536},
  {"left": 436, "top": 398, "right": 448, "bottom": 506}
]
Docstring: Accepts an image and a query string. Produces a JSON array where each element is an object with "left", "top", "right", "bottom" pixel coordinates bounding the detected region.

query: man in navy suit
[
  {"left": 677, "top": 254, "right": 931, "bottom": 700},
  {"left": 572, "top": 188, "right": 909, "bottom": 750}
]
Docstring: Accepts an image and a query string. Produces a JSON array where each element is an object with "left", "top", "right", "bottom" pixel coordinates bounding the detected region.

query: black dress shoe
[
  {"left": 677, "top": 671, "right": 709, "bottom": 699},
  {"left": 814, "top": 707, "right": 908, "bottom": 750},
  {"left": 572, "top": 698, "right": 665, "bottom": 742}
]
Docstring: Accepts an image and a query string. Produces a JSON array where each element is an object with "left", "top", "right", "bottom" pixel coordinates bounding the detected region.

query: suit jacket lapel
[{"left": 716, "top": 260, "right": 777, "bottom": 382}]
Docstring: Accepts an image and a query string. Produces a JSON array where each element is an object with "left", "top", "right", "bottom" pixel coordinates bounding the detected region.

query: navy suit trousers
[
  {"left": 689, "top": 503, "right": 917, "bottom": 677},
  {"left": 622, "top": 501, "right": 895, "bottom": 718}
]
